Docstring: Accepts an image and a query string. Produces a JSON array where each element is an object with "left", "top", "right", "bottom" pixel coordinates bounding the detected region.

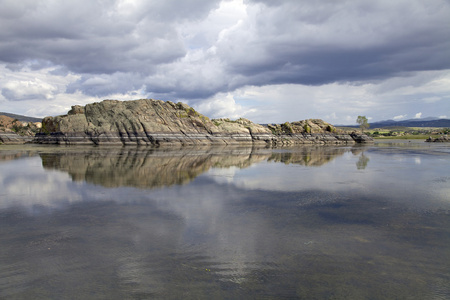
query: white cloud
[
  {"left": 393, "top": 115, "right": 407, "bottom": 120},
  {"left": 193, "top": 92, "right": 251, "bottom": 120},
  {"left": 415, "top": 112, "right": 422, "bottom": 119},
  {"left": 0, "top": 64, "right": 69, "bottom": 104},
  {"left": 2, "top": 78, "right": 57, "bottom": 101}
]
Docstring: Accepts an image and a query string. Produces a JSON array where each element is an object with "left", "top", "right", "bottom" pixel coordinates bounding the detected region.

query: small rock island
[{"left": 6, "top": 98, "right": 370, "bottom": 146}]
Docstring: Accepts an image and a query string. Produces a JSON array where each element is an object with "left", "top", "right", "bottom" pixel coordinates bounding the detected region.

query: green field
[{"left": 336, "top": 126, "right": 448, "bottom": 140}]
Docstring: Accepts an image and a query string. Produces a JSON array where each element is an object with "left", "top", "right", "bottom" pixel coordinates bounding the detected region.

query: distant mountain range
[
  {"left": 0, "top": 112, "right": 42, "bottom": 123},
  {"left": 339, "top": 117, "right": 450, "bottom": 128}
]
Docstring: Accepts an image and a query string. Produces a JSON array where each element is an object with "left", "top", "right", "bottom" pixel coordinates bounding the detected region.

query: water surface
[{"left": 0, "top": 141, "right": 449, "bottom": 299}]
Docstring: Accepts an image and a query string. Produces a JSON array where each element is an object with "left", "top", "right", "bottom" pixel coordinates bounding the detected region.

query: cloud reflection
[{"left": 1, "top": 144, "right": 450, "bottom": 298}]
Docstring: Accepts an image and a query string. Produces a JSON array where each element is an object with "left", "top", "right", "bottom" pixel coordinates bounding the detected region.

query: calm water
[{"left": 0, "top": 141, "right": 449, "bottom": 299}]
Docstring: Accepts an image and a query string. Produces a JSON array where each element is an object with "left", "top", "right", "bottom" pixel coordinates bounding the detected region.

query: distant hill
[
  {"left": 340, "top": 118, "right": 450, "bottom": 128},
  {"left": 0, "top": 112, "right": 42, "bottom": 123}
]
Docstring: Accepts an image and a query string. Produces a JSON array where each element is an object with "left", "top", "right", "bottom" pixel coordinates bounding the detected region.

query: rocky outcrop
[
  {"left": 265, "top": 119, "right": 361, "bottom": 145},
  {"left": 35, "top": 99, "right": 271, "bottom": 146},
  {"left": 268, "top": 119, "right": 337, "bottom": 134},
  {"left": 425, "top": 135, "right": 449, "bottom": 142},
  {"left": 33, "top": 99, "right": 372, "bottom": 146},
  {"left": 0, "top": 115, "right": 40, "bottom": 144},
  {"left": 349, "top": 132, "right": 374, "bottom": 143}
]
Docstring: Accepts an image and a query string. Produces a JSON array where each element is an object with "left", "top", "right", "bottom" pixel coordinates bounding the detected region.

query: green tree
[{"left": 356, "top": 116, "right": 369, "bottom": 134}]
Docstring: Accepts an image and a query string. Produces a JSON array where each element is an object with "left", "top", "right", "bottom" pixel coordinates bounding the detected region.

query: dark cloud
[
  {"left": 218, "top": 0, "right": 450, "bottom": 87},
  {"left": 1, "top": 88, "right": 19, "bottom": 101},
  {"left": 0, "top": 0, "right": 221, "bottom": 74},
  {"left": 66, "top": 72, "right": 144, "bottom": 96},
  {"left": 0, "top": 0, "right": 449, "bottom": 104},
  {"left": 142, "top": 0, "right": 222, "bottom": 21},
  {"left": 148, "top": 0, "right": 450, "bottom": 100}
]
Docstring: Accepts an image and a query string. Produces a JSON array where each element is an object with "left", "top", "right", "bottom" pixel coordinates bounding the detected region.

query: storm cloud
[{"left": 0, "top": 0, "right": 449, "bottom": 123}]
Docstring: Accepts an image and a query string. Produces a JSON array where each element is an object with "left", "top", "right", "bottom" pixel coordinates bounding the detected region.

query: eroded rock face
[
  {"left": 0, "top": 132, "right": 34, "bottom": 144},
  {"left": 35, "top": 99, "right": 272, "bottom": 145},
  {"left": 33, "top": 99, "right": 369, "bottom": 146}
]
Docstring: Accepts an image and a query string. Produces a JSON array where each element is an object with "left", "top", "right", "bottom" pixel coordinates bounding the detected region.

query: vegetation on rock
[{"left": 267, "top": 119, "right": 337, "bottom": 135}]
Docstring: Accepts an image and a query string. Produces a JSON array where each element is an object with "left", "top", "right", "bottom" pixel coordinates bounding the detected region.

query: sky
[{"left": 0, "top": 0, "right": 449, "bottom": 125}]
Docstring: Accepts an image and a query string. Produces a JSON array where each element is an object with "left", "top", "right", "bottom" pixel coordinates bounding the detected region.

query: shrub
[
  {"left": 282, "top": 122, "right": 294, "bottom": 134},
  {"left": 304, "top": 124, "right": 311, "bottom": 134}
]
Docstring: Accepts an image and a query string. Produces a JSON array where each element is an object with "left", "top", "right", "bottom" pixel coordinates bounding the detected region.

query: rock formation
[
  {"left": 0, "top": 115, "right": 37, "bottom": 144},
  {"left": 425, "top": 135, "right": 449, "bottom": 142},
  {"left": 32, "top": 99, "right": 372, "bottom": 146}
]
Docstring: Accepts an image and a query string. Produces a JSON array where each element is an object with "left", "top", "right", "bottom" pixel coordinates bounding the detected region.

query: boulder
[
  {"left": 425, "top": 135, "right": 449, "bottom": 142},
  {"left": 350, "top": 132, "right": 374, "bottom": 143}
]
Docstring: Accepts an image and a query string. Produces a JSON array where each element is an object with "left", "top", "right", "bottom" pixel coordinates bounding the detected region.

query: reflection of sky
[
  {"left": 0, "top": 156, "right": 133, "bottom": 211},
  {"left": 0, "top": 157, "right": 75, "bottom": 210},
  {"left": 1, "top": 146, "right": 449, "bottom": 212},
  {"left": 1, "top": 145, "right": 450, "bottom": 298},
  {"left": 205, "top": 151, "right": 450, "bottom": 208}
]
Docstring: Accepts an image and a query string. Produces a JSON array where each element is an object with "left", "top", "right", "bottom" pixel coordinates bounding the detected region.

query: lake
[{"left": 0, "top": 141, "right": 449, "bottom": 299}]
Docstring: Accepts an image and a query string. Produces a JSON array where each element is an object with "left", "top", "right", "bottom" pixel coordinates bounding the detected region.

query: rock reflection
[
  {"left": 40, "top": 147, "right": 271, "bottom": 189},
  {"left": 39, "top": 146, "right": 358, "bottom": 189},
  {"left": 0, "top": 151, "right": 37, "bottom": 162},
  {"left": 268, "top": 146, "right": 348, "bottom": 166}
]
